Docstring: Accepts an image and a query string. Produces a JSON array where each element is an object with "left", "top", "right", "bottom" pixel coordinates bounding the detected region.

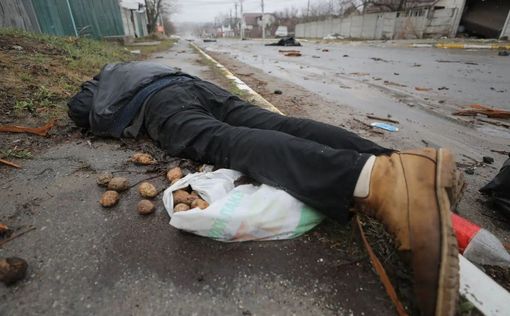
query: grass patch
[
  {"left": 0, "top": 28, "right": 175, "bottom": 122},
  {"left": 1, "top": 148, "right": 32, "bottom": 159}
]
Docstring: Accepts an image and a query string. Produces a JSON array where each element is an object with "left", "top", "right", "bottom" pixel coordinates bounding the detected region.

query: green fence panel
[
  {"left": 69, "top": 0, "right": 124, "bottom": 38},
  {"left": 31, "top": 0, "right": 75, "bottom": 36},
  {"left": 30, "top": 0, "right": 124, "bottom": 38}
]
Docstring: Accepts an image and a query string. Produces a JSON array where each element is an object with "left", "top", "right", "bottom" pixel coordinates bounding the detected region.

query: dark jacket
[{"left": 68, "top": 61, "right": 192, "bottom": 137}]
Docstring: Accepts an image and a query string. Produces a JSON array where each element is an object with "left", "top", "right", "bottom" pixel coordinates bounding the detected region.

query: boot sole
[{"left": 435, "top": 148, "right": 461, "bottom": 316}]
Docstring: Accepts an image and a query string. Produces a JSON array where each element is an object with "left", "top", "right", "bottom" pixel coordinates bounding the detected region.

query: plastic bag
[{"left": 162, "top": 169, "right": 324, "bottom": 242}]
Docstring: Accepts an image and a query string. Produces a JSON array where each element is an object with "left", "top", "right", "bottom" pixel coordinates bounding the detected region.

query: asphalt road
[
  {"left": 0, "top": 41, "right": 394, "bottom": 316},
  {"left": 201, "top": 39, "right": 510, "bottom": 158}
]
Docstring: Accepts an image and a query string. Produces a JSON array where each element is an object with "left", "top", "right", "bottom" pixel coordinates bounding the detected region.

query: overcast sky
[{"left": 173, "top": 0, "right": 311, "bottom": 23}]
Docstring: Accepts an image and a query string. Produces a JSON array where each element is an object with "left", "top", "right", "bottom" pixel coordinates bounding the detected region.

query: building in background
[
  {"left": 242, "top": 12, "right": 275, "bottom": 38},
  {"left": 296, "top": 0, "right": 510, "bottom": 40},
  {"left": 0, "top": 0, "right": 149, "bottom": 40}
]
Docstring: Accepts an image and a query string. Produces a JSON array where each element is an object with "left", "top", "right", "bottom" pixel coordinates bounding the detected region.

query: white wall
[{"left": 296, "top": 7, "right": 462, "bottom": 40}]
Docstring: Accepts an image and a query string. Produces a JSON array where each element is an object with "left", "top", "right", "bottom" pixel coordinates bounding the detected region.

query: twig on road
[
  {"left": 366, "top": 115, "right": 400, "bottom": 124},
  {"left": 0, "top": 226, "right": 36, "bottom": 247}
]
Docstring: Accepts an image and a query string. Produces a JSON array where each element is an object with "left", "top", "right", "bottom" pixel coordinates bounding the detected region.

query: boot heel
[{"left": 435, "top": 148, "right": 460, "bottom": 316}]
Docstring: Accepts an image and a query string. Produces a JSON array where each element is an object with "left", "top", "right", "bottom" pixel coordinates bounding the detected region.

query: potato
[
  {"left": 190, "top": 191, "right": 199, "bottom": 199},
  {"left": 0, "top": 257, "right": 28, "bottom": 285},
  {"left": 138, "top": 182, "right": 158, "bottom": 198},
  {"left": 166, "top": 167, "right": 183, "bottom": 183},
  {"left": 172, "top": 189, "right": 196, "bottom": 205},
  {"left": 131, "top": 152, "right": 156, "bottom": 165},
  {"left": 174, "top": 203, "right": 190, "bottom": 212},
  {"left": 107, "top": 177, "right": 129, "bottom": 192},
  {"left": 96, "top": 172, "right": 113, "bottom": 187},
  {"left": 191, "top": 198, "right": 209, "bottom": 210},
  {"left": 100, "top": 190, "right": 120, "bottom": 208},
  {"left": 137, "top": 200, "right": 155, "bottom": 215},
  {"left": 0, "top": 223, "right": 11, "bottom": 238}
]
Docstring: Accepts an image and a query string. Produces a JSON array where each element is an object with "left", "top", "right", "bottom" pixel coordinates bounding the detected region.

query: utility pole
[
  {"left": 306, "top": 0, "right": 310, "bottom": 22},
  {"left": 234, "top": 2, "right": 238, "bottom": 36},
  {"left": 240, "top": 0, "right": 244, "bottom": 40},
  {"left": 261, "top": 0, "right": 265, "bottom": 39}
]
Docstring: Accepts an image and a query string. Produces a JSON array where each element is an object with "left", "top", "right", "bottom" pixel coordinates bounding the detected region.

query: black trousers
[{"left": 145, "top": 79, "right": 392, "bottom": 222}]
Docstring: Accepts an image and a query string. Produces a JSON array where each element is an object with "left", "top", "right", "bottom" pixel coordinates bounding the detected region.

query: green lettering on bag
[{"left": 208, "top": 191, "right": 244, "bottom": 239}]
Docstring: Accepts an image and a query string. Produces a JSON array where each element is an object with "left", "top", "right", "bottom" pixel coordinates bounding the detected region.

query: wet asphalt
[{"left": 0, "top": 41, "right": 394, "bottom": 315}]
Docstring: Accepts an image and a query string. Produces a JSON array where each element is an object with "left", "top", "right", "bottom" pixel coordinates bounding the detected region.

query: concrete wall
[
  {"left": 0, "top": 0, "right": 40, "bottom": 32},
  {"left": 296, "top": 6, "right": 463, "bottom": 39},
  {"left": 501, "top": 11, "right": 510, "bottom": 39},
  {"left": 120, "top": 7, "right": 148, "bottom": 38}
]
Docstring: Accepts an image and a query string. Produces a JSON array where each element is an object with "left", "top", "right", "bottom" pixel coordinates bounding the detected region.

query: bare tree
[{"left": 145, "top": 0, "right": 178, "bottom": 34}]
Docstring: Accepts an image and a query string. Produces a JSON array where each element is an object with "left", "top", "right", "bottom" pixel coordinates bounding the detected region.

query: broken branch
[
  {"left": 0, "top": 159, "right": 21, "bottom": 169},
  {"left": 366, "top": 115, "right": 400, "bottom": 124}
]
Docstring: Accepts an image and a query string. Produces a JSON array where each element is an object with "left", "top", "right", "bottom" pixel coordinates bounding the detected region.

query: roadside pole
[
  {"left": 261, "top": 0, "right": 265, "bottom": 39},
  {"left": 240, "top": 0, "right": 245, "bottom": 40}
]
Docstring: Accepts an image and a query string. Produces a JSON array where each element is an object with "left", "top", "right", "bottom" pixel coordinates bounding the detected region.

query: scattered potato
[
  {"left": 100, "top": 191, "right": 120, "bottom": 207},
  {"left": 0, "top": 223, "right": 10, "bottom": 238},
  {"left": 190, "top": 191, "right": 199, "bottom": 199},
  {"left": 96, "top": 172, "right": 113, "bottom": 187},
  {"left": 131, "top": 152, "right": 156, "bottom": 165},
  {"left": 166, "top": 167, "right": 183, "bottom": 183},
  {"left": 107, "top": 177, "right": 129, "bottom": 192},
  {"left": 173, "top": 190, "right": 196, "bottom": 205},
  {"left": 137, "top": 200, "right": 155, "bottom": 215},
  {"left": 191, "top": 198, "right": 209, "bottom": 210},
  {"left": 138, "top": 182, "right": 158, "bottom": 198},
  {"left": 174, "top": 203, "right": 190, "bottom": 212},
  {"left": 0, "top": 257, "right": 28, "bottom": 285}
]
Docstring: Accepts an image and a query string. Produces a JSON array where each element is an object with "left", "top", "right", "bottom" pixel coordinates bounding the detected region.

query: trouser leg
[
  {"left": 150, "top": 108, "right": 369, "bottom": 222},
  {"left": 192, "top": 80, "right": 392, "bottom": 155}
]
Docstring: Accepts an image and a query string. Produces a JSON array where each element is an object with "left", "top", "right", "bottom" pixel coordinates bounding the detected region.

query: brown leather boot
[{"left": 355, "top": 148, "right": 462, "bottom": 316}]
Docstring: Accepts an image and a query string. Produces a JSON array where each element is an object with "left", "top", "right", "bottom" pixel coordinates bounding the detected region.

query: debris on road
[
  {"left": 370, "top": 122, "right": 399, "bottom": 132},
  {"left": 138, "top": 182, "right": 158, "bottom": 198},
  {"left": 370, "top": 57, "right": 388, "bottom": 62},
  {"left": 415, "top": 87, "right": 432, "bottom": 92},
  {"left": 383, "top": 80, "right": 407, "bottom": 87},
  {"left": 312, "top": 55, "right": 320, "bottom": 58},
  {"left": 265, "top": 36, "right": 301, "bottom": 47},
  {"left": 107, "top": 177, "right": 130, "bottom": 192},
  {"left": 491, "top": 149, "right": 510, "bottom": 156},
  {"left": 273, "top": 89, "right": 283, "bottom": 95},
  {"left": 0, "top": 224, "right": 12, "bottom": 238},
  {"left": 342, "top": 54, "right": 349, "bottom": 57},
  {"left": 483, "top": 156, "right": 495, "bottom": 164},
  {"left": 350, "top": 72, "right": 370, "bottom": 76},
  {"left": 453, "top": 104, "right": 510, "bottom": 119},
  {"left": 322, "top": 49, "right": 329, "bottom": 52},
  {"left": 0, "top": 158, "right": 21, "bottom": 169},
  {"left": 130, "top": 152, "right": 157, "bottom": 165},
  {"left": 498, "top": 51, "right": 509, "bottom": 56},
  {"left": 0, "top": 226, "right": 36, "bottom": 247},
  {"left": 96, "top": 172, "right": 113, "bottom": 187},
  {"left": 480, "top": 157, "right": 510, "bottom": 220},
  {"left": 0, "top": 257, "right": 28, "bottom": 285},
  {"left": 283, "top": 52, "right": 302, "bottom": 57},
  {"left": 203, "top": 39, "right": 217, "bottom": 43},
  {"left": 366, "top": 115, "right": 400, "bottom": 124},
  {"left": 99, "top": 190, "right": 120, "bottom": 208},
  {"left": 0, "top": 120, "right": 55, "bottom": 137},
  {"left": 137, "top": 200, "right": 155, "bottom": 215},
  {"left": 453, "top": 213, "right": 510, "bottom": 267},
  {"left": 438, "top": 86, "right": 449, "bottom": 90}
]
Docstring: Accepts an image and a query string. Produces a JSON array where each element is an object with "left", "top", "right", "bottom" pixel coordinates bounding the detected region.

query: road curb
[
  {"left": 190, "top": 43, "right": 283, "bottom": 114},
  {"left": 411, "top": 43, "right": 510, "bottom": 49}
]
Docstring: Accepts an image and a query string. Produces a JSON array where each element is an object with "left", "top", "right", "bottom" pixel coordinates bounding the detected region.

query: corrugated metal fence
[
  {"left": 0, "top": 0, "right": 40, "bottom": 32},
  {"left": 0, "top": 0, "right": 125, "bottom": 38}
]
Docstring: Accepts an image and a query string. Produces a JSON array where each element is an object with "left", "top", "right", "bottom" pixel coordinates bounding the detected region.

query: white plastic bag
[{"left": 162, "top": 169, "right": 324, "bottom": 242}]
